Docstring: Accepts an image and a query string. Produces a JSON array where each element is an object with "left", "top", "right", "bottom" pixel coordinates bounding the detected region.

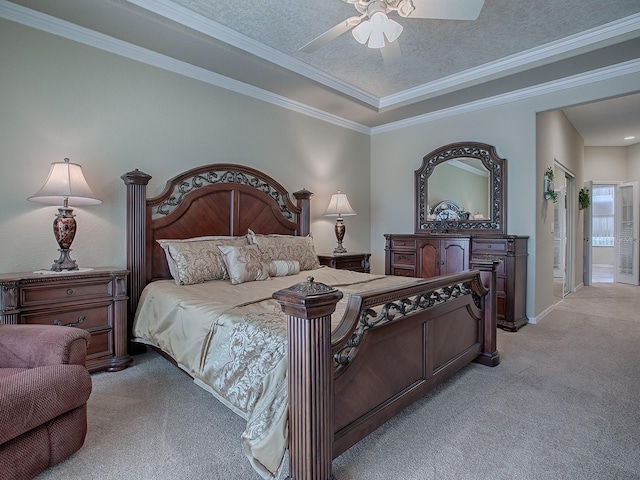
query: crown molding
[
  {"left": 371, "top": 58, "right": 640, "bottom": 135},
  {"left": 0, "top": 0, "right": 371, "bottom": 135},
  {"left": 379, "top": 12, "right": 640, "bottom": 110},
  {"left": 126, "top": 0, "right": 380, "bottom": 109},
  {"left": 1, "top": 0, "right": 638, "bottom": 138}
]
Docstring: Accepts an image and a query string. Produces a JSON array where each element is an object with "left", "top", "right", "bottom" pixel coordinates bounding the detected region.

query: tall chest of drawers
[{"left": 0, "top": 267, "right": 131, "bottom": 372}]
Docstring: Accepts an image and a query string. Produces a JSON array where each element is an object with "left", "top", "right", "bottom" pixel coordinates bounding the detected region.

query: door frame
[{"left": 553, "top": 161, "right": 575, "bottom": 297}]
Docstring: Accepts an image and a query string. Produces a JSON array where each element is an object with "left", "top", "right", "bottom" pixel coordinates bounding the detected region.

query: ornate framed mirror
[{"left": 415, "top": 142, "right": 506, "bottom": 235}]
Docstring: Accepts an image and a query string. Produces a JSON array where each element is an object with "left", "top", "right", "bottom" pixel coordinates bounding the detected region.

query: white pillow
[{"left": 268, "top": 260, "right": 301, "bottom": 277}]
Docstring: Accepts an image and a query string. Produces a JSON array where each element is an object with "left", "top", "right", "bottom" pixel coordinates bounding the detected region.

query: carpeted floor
[{"left": 36, "top": 282, "right": 640, "bottom": 480}]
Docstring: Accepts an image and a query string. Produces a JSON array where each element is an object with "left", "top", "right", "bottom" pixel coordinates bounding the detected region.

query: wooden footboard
[{"left": 274, "top": 262, "right": 499, "bottom": 480}]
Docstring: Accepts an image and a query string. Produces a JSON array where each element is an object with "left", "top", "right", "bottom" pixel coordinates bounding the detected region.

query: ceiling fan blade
[
  {"left": 406, "top": 0, "right": 485, "bottom": 20},
  {"left": 381, "top": 40, "right": 402, "bottom": 66},
  {"left": 300, "top": 15, "right": 365, "bottom": 53}
]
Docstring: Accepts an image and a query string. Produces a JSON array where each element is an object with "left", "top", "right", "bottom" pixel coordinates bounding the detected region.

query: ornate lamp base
[
  {"left": 51, "top": 206, "right": 78, "bottom": 271},
  {"left": 333, "top": 217, "right": 347, "bottom": 254},
  {"left": 52, "top": 248, "right": 78, "bottom": 271}
]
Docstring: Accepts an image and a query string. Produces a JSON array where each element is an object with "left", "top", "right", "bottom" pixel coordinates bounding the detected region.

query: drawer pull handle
[
  {"left": 54, "top": 315, "right": 85, "bottom": 327},
  {"left": 66, "top": 289, "right": 74, "bottom": 295}
]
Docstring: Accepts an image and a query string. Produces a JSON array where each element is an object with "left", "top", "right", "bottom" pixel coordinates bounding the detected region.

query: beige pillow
[
  {"left": 247, "top": 230, "right": 321, "bottom": 271},
  {"left": 217, "top": 244, "right": 271, "bottom": 285},
  {"left": 157, "top": 236, "right": 248, "bottom": 285},
  {"left": 268, "top": 260, "right": 301, "bottom": 277}
]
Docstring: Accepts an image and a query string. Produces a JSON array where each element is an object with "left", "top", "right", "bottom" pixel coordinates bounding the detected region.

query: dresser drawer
[
  {"left": 472, "top": 240, "right": 507, "bottom": 255},
  {"left": 20, "top": 278, "right": 112, "bottom": 307},
  {"left": 21, "top": 303, "right": 111, "bottom": 330},
  {"left": 392, "top": 268, "right": 416, "bottom": 277},
  {"left": 391, "top": 238, "right": 416, "bottom": 249},
  {"left": 393, "top": 252, "right": 416, "bottom": 266}
]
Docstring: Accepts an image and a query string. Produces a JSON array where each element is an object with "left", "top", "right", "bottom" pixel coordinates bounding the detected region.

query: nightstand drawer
[
  {"left": 337, "top": 260, "right": 362, "bottom": 270},
  {"left": 21, "top": 303, "right": 111, "bottom": 330},
  {"left": 87, "top": 329, "right": 113, "bottom": 359},
  {"left": 20, "top": 277, "right": 112, "bottom": 307},
  {"left": 317, "top": 253, "right": 370, "bottom": 273}
]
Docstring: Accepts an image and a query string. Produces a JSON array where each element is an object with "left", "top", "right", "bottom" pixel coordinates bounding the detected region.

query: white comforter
[{"left": 132, "top": 267, "right": 414, "bottom": 478}]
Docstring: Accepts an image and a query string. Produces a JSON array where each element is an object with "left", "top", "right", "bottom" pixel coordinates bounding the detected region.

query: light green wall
[
  {"left": 537, "top": 110, "right": 585, "bottom": 313},
  {"left": 0, "top": 19, "right": 371, "bottom": 272},
  {"left": 2, "top": 18, "right": 640, "bottom": 319},
  {"left": 371, "top": 73, "right": 640, "bottom": 320}
]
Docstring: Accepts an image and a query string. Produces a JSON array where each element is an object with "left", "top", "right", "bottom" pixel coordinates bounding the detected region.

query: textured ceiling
[
  {"left": 170, "top": 0, "right": 640, "bottom": 97},
  {"left": 3, "top": 0, "right": 640, "bottom": 142}
]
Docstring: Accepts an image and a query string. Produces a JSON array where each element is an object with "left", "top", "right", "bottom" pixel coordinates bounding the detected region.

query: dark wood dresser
[
  {"left": 318, "top": 252, "right": 371, "bottom": 273},
  {"left": 385, "top": 234, "right": 528, "bottom": 331},
  {"left": 0, "top": 267, "right": 131, "bottom": 372}
]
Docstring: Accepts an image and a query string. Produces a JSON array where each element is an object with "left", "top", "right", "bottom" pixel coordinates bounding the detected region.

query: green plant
[
  {"left": 579, "top": 187, "right": 590, "bottom": 210},
  {"left": 544, "top": 167, "right": 558, "bottom": 203}
]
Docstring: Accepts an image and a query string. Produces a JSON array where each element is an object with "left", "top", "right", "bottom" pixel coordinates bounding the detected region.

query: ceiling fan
[{"left": 300, "top": 0, "right": 485, "bottom": 64}]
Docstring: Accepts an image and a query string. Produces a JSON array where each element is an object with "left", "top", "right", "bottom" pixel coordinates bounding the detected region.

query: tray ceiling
[{"left": 3, "top": 0, "right": 640, "bottom": 140}]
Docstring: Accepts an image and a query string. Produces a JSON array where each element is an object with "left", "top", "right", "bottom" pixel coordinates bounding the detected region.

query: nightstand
[
  {"left": 0, "top": 267, "right": 131, "bottom": 373},
  {"left": 317, "top": 253, "right": 371, "bottom": 273}
]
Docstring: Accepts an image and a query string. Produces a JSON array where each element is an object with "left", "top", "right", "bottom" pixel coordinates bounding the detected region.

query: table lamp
[
  {"left": 28, "top": 158, "right": 102, "bottom": 271},
  {"left": 323, "top": 190, "right": 356, "bottom": 254}
]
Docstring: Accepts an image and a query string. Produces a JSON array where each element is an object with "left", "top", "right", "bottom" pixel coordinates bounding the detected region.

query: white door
[
  {"left": 583, "top": 181, "right": 593, "bottom": 286},
  {"left": 615, "top": 182, "right": 639, "bottom": 285}
]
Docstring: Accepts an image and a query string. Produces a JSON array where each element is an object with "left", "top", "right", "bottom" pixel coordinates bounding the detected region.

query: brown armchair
[{"left": 0, "top": 324, "right": 92, "bottom": 479}]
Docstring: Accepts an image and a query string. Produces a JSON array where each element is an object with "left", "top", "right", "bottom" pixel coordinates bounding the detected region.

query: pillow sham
[
  {"left": 247, "top": 230, "right": 321, "bottom": 271},
  {"left": 268, "top": 259, "right": 301, "bottom": 277},
  {"left": 217, "top": 244, "right": 271, "bottom": 285},
  {"left": 157, "top": 236, "right": 248, "bottom": 285}
]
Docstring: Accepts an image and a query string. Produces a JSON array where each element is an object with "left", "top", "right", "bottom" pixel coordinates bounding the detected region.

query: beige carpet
[{"left": 36, "top": 283, "right": 640, "bottom": 480}]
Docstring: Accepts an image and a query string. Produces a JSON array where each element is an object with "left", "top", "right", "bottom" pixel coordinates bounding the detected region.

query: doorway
[{"left": 583, "top": 182, "right": 639, "bottom": 285}]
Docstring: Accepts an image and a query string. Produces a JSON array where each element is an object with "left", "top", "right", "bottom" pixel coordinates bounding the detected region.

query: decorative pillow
[
  {"left": 157, "top": 236, "right": 248, "bottom": 285},
  {"left": 247, "top": 230, "right": 321, "bottom": 271},
  {"left": 268, "top": 260, "right": 301, "bottom": 277},
  {"left": 217, "top": 244, "right": 271, "bottom": 285}
]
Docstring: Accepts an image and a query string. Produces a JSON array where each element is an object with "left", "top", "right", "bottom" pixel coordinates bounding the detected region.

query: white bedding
[{"left": 132, "top": 266, "right": 415, "bottom": 478}]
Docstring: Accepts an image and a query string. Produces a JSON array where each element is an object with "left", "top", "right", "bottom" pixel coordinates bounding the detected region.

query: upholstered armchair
[{"left": 0, "top": 324, "right": 92, "bottom": 479}]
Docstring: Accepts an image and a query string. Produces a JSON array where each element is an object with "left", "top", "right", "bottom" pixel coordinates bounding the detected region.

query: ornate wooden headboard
[{"left": 121, "top": 163, "right": 312, "bottom": 320}]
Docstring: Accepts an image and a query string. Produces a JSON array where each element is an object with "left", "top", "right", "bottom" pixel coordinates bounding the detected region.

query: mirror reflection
[{"left": 427, "top": 158, "right": 490, "bottom": 221}]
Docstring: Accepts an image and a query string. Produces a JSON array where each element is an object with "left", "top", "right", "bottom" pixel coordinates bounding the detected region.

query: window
[{"left": 592, "top": 185, "right": 614, "bottom": 247}]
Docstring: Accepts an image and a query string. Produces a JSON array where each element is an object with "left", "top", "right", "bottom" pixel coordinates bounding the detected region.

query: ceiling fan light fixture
[
  {"left": 383, "top": 16, "right": 403, "bottom": 43},
  {"left": 352, "top": 19, "right": 372, "bottom": 45},
  {"left": 352, "top": 11, "right": 403, "bottom": 49}
]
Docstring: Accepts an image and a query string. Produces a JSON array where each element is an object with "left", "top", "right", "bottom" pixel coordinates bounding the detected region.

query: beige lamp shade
[
  {"left": 323, "top": 191, "right": 356, "bottom": 217},
  {"left": 28, "top": 158, "right": 102, "bottom": 207},
  {"left": 28, "top": 158, "right": 101, "bottom": 271},
  {"left": 324, "top": 191, "right": 356, "bottom": 254}
]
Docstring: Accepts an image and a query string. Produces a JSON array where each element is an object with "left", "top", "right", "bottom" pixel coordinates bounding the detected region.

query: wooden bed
[{"left": 121, "top": 164, "right": 500, "bottom": 480}]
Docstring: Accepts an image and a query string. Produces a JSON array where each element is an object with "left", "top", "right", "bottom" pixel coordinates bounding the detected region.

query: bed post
[
  {"left": 121, "top": 169, "right": 151, "bottom": 352},
  {"left": 273, "top": 277, "right": 343, "bottom": 480},
  {"left": 470, "top": 258, "right": 501, "bottom": 367},
  {"left": 293, "top": 189, "right": 313, "bottom": 237}
]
